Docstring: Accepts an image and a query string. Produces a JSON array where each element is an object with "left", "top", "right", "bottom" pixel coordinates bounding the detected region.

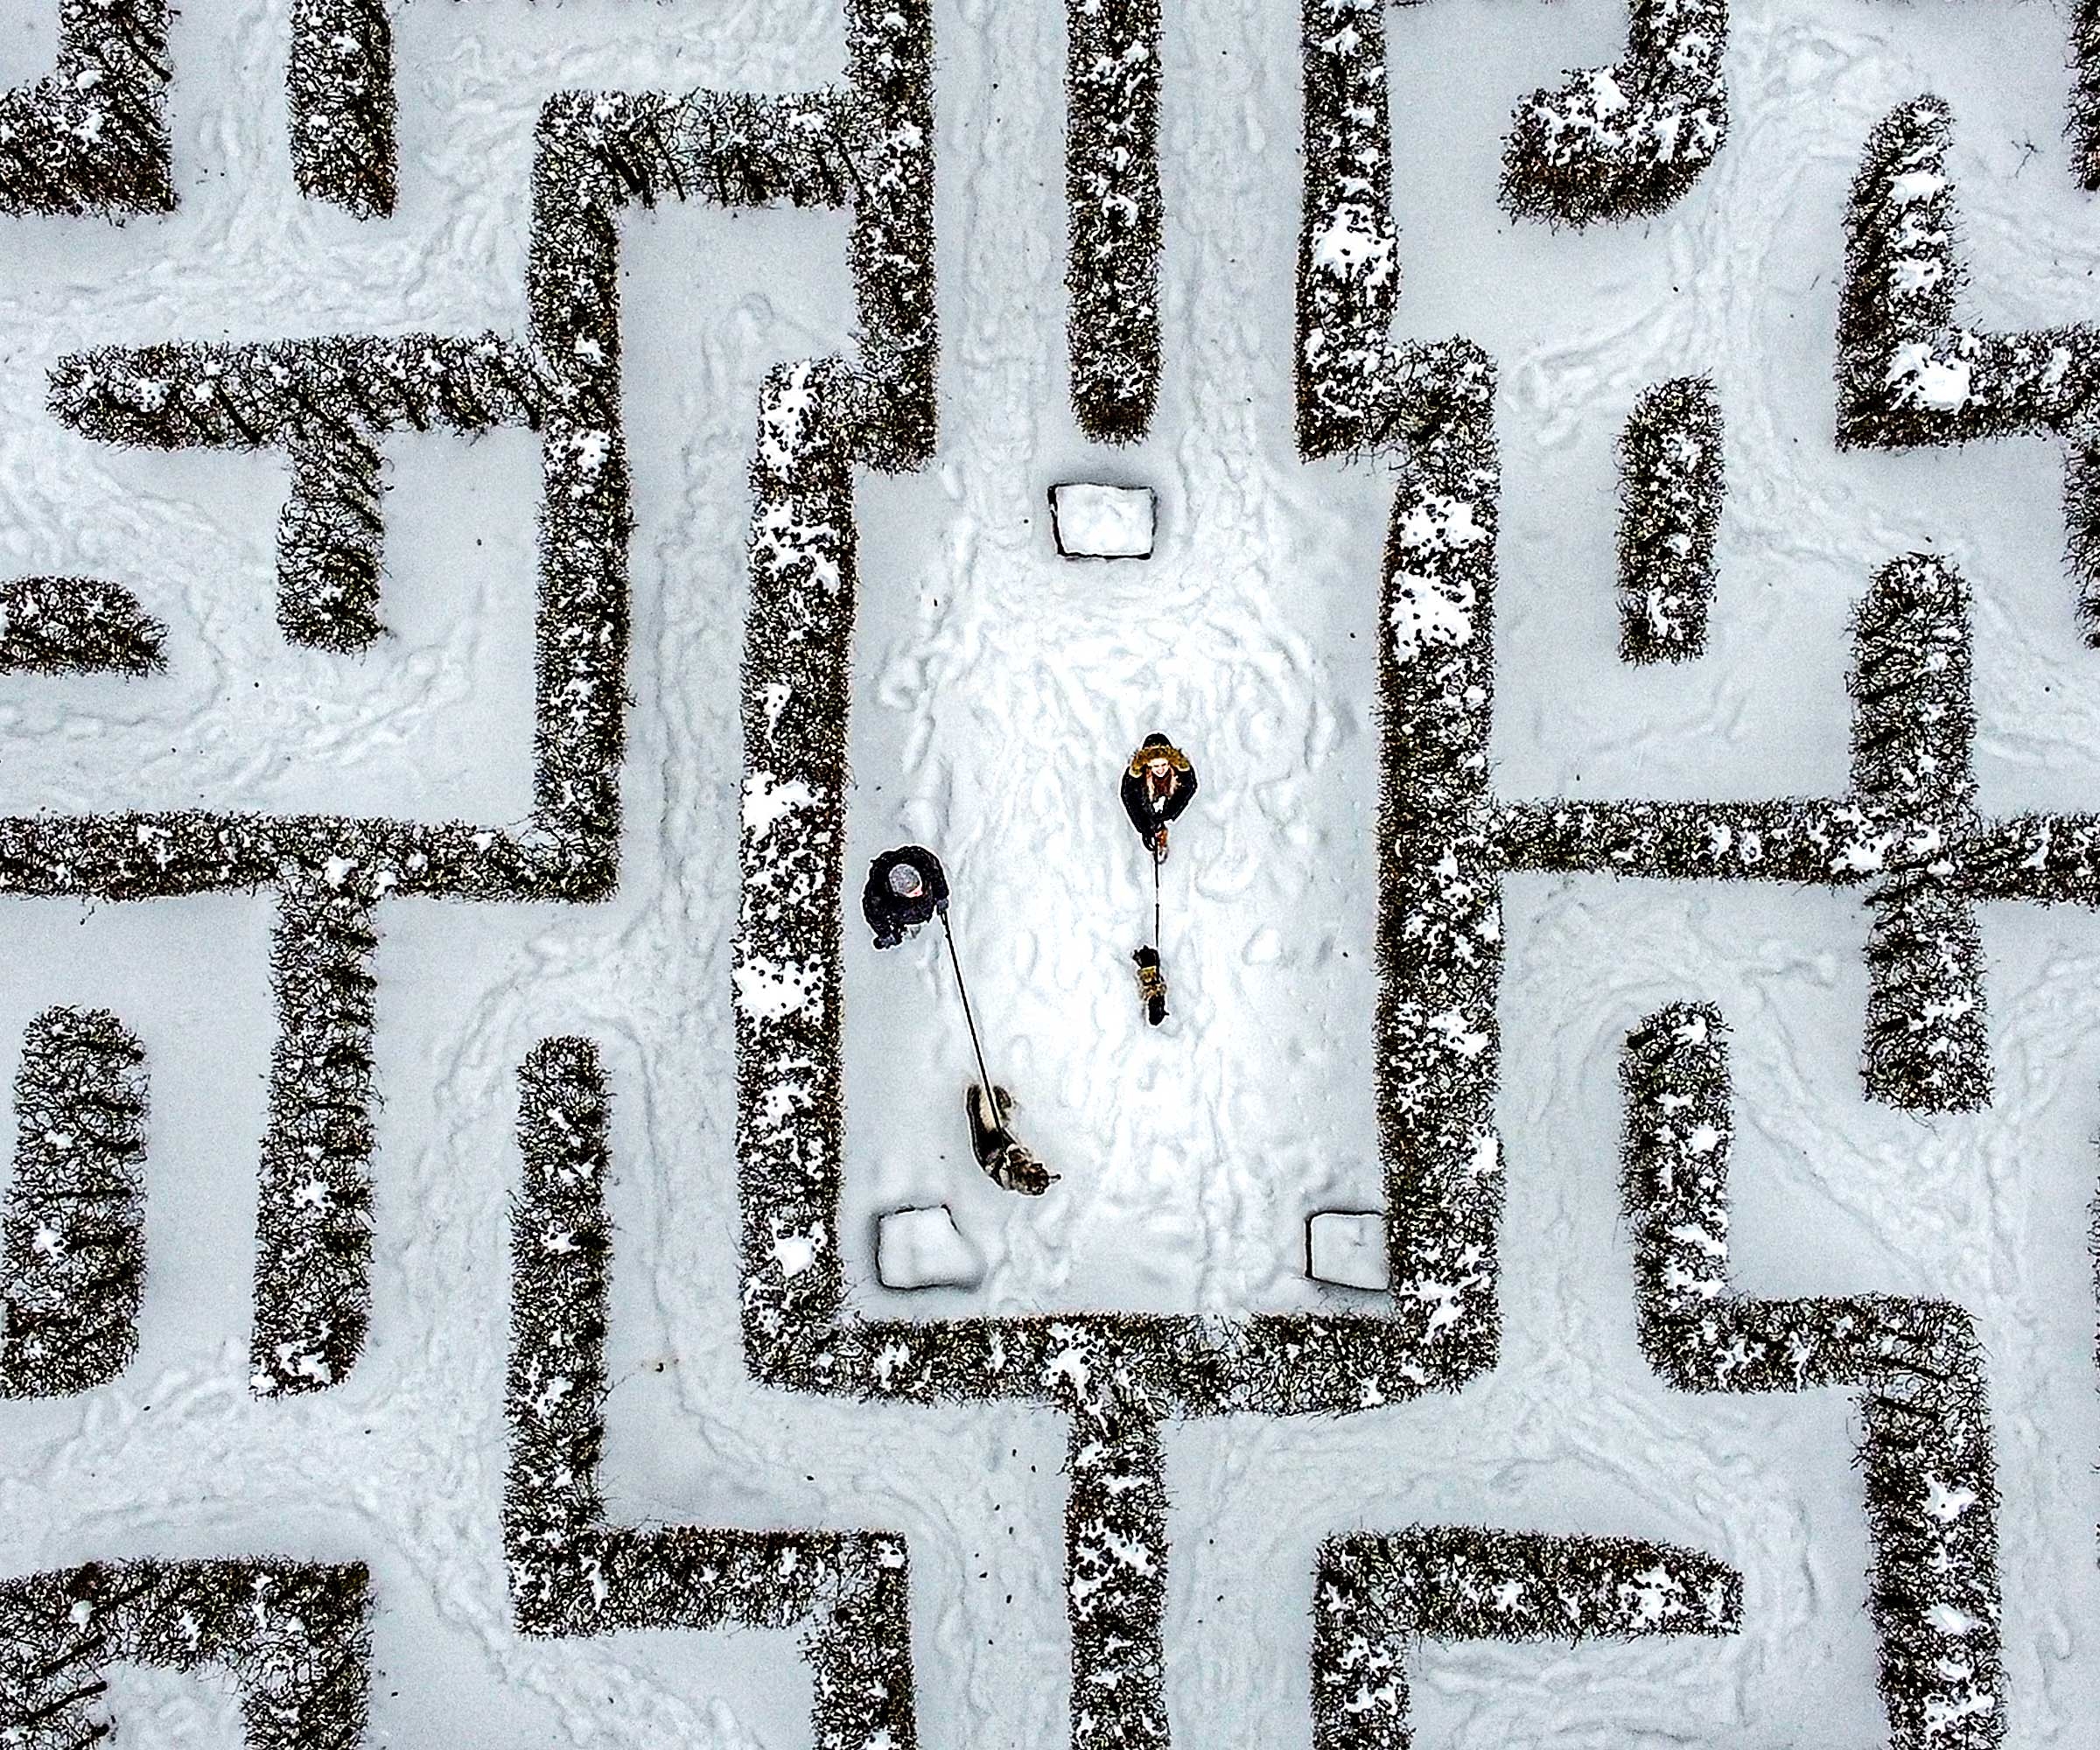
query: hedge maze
[
  {"left": 1623, "top": 1006, "right": 2005, "bottom": 1749},
  {"left": 0, "top": 0, "right": 932, "bottom": 1401},
  {"left": 0, "top": 2, "right": 2078, "bottom": 1746}
]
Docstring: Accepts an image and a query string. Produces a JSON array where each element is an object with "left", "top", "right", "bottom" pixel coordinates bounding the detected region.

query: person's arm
[
  {"left": 1160, "top": 765, "right": 1198, "bottom": 824},
  {"left": 1121, "top": 769, "right": 1152, "bottom": 836},
  {"left": 917, "top": 850, "right": 951, "bottom": 909}
]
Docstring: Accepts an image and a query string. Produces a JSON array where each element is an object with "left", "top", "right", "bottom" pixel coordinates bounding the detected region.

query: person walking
[
  {"left": 862, "top": 844, "right": 949, "bottom": 950},
  {"left": 1119, "top": 733, "right": 1198, "bottom": 1026},
  {"left": 862, "top": 844, "right": 1055, "bottom": 1195},
  {"left": 1120, "top": 733, "right": 1199, "bottom": 863}
]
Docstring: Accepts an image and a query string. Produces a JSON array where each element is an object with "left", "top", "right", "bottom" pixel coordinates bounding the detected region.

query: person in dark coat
[
  {"left": 863, "top": 844, "right": 949, "bottom": 949},
  {"left": 1120, "top": 733, "right": 1198, "bottom": 862}
]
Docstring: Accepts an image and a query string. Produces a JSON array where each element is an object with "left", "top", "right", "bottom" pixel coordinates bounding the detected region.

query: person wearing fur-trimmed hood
[{"left": 1120, "top": 732, "right": 1198, "bottom": 862}]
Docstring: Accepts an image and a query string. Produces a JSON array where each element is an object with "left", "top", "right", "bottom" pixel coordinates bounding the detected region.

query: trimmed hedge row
[
  {"left": 1622, "top": 1004, "right": 2006, "bottom": 1750},
  {"left": 0, "top": 575, "right": 165, "bottom": 675},
  {"left": 1838, "top": 96, "right": 2100, "bottom": 638},
  {"left": 281, "top": 426, "right": 388, "bottom": 651},
  {"left": 506, "top": 1038, "right": 919, "bottom": 1750},
  {"left": 0, "top": 1006, "right": 148, "bottom": 1398},
  {"left": 289, "top": 0, "right": 396, "bottom": 219},
  {"left": 1501, "top": 0, "right": 1728, "bottom": 228},
  {"left": 1312, "top": 1527, "right": 1741, "bottom": 1750},
  {"left": 1064, "top": 1382, "right": 1169, "bottom": 1750},
  {"left": 0, "top": 1558, "right": 369, "bottom": 1750},
  {"left": 1296, "top": 0, "right": 1398, "bottom": 461},
  {"left": 1372, "top": 342, "right": 1505, "bottom": 1385},
  {"left": 249, "top": 872, "right": 379, "bottom": 1398},
  {"left": 1849, "top": 555, "right": 1989, "bottom": 1112},
  {"left": 1616, "top": 376, "right": 1722, "bottom": 663},
  {"left": 1068, "top": 0, "right": 1163, "bottom": 444},
  {"left": 0, "top": 0, "right": 172, "bottom": 220}
]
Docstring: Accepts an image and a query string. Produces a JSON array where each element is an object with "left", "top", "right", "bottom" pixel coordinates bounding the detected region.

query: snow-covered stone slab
[
  {"left": 1050, "top": 482, "right": 1156, "bottom": 558},
  {"left": 878, "top": 1205, "right": 985, "bottom": 1291},
  {"left": 1306, "top": 1211, "right": 1388, "bottom": 1292}
]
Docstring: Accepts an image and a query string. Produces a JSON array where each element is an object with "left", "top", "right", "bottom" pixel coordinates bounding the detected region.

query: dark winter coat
[
  {"left": 864, "top": 844, "right": 949, "bottom": 949},
  {"left": 1120, "top": 734, "right": 1198, "bottom": 849}
]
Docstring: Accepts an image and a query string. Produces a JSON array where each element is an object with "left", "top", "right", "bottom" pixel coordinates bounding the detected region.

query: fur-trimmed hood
[{"left": 1126, "top": 736, "right": 1192, "bottom": 778}]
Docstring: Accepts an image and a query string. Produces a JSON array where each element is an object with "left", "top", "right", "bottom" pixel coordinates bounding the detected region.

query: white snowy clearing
[{"left": 2, "top": 0, "right": 2099, "bottom": 1746}]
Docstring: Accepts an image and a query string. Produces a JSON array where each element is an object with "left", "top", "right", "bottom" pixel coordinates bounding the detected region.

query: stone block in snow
[
  {"left": 1306, "top": 1211, "right": 1388, "bottom": 1292},
  {"left": 878, "top": 1204, "right": 984, "bottom": 1291},
  {"left": 1050, "top": 482, "right": 1156, "bottom": 558}
]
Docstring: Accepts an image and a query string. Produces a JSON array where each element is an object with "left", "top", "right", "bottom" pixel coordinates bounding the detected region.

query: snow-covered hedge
[
  {"left": 839, "top": 0, "right": 939, "bottom": 472},
  {"left": 0, "top": 1557, "right": 369, "bottom": 1750},
  {"left": 249, "top": 871, "right": 379, "bottom": 1397},
  {"left": 50, "top": 333, "right": 546, "bottom": 446},
  {"left": 1068, "top": 0, "right": 1163, "bottom": 443},
  {"left": 1495, "top": 795, "right": 1851, "bottom": 885},
  {"left": 1312, "top": 1527, "right": 1741, "bottom": 1750},
  {"left": 1622, "top": 1003, "right": 2006, "bottom": 1750},
  {"left": 288, "top": 0, "right": 396, "bottom": 218},
  {"left": 1297, "top": 0, "right": 1399, "bottom": 460},
  {"left": 0, "top": 1006, "right": 148, "bottom": 1398},
  {"left": 0, "top": 575, "right": 165, "bottom": 674},
  {"left": 0, "top": 0, "right": 172, "bottom": 219},
  {"left": 1849, "top": 556, "right": 1989, "bottom": 1111},
  {"left": 1617, "top": 376, "right": 1723, "bottom": 663},
  {"left": 1375, "top": 342, "right": 1505, "bottom": 1386},
  {"left": 1063, "top": 1374, "right": 1170, "bottom": 1750},
  {"left": 505, "top": 1039, "right": 920, "bottom": 1750},
  {"left": 1501, "top": 0, "right": 1728, "bottom": 228},
  {"left": 1838, "top": 96, "right": 2100, "bottom": 636},
  {"left": 280, "top": 424, "right": 388, "bottom": 650},
  {"left": 504, "top": 1035, "right": 619, "bottom": 1622},
  {"left": 2076, "top": 0, "right": 2100, "bottom": 191},
  {"left": 735, "top": 357, "right": 858, "bottom": 1392}
]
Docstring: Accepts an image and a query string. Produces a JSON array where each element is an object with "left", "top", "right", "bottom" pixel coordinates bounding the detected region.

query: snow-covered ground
[{"left": 4, "top": 0, "right": 2100, "bottom": 1744}]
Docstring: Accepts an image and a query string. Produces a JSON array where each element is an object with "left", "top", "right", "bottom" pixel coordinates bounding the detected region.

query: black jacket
[
  {"left": 863, "top": 844, "right": 949, "bottom": 948},
  {"left": 1120, "top": 735, "right": 1198, "bottom": 844}
]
